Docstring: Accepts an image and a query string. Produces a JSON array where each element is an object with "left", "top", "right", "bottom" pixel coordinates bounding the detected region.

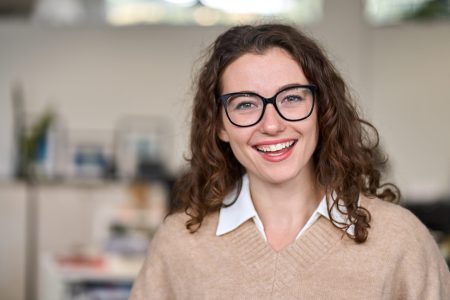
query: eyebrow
[
  {"left": 228, "top": 83, "right": 310, "bottom": 96},
  {"left": 275, "top": 83, "right": 309, "bottom": 93}
]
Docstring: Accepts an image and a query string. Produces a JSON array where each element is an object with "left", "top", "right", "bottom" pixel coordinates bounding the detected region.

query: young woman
[{"left": 130, "top": 24, "right": 450, "bottom": 299}]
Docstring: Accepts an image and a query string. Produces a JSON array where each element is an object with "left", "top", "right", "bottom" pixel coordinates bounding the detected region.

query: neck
[{"left": 248, "top": 168, "right": 324, "bottom": 231}]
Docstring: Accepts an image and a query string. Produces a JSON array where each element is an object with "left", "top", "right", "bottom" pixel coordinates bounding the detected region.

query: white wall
[
  {"left": 0, "top": 24, "right": 226, "bottom": 177},
  {"left": 1, "top": 1, "right": 450, "bottom": 299},
  {"left": 1, "top": 0, "right": 450, "bottom": 198},
  {"left": 370, "top": 23, "right": 450, "bottom": 199}
]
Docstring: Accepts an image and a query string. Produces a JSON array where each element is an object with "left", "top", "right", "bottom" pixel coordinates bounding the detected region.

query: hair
[{"left": 172, "top": 23, "right": 400, "bottom": 243}]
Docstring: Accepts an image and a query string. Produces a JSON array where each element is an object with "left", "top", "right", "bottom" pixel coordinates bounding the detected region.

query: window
[{"left": 106, "top": 0, "right": 323, "bottom": 26}]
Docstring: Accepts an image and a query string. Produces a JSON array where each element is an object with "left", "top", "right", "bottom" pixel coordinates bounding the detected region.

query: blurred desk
[{"left": 40, "top": 253, "right": 143, "bottom": 300}]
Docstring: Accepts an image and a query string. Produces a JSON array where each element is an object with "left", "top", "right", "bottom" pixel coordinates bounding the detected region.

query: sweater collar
[{"left": 216, "top": 174, "right": 355, "bottom": 238}]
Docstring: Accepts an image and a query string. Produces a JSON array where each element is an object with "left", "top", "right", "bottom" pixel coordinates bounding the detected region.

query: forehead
[{"left": 220, "top": 47, "right": 308, "bottom": 97}]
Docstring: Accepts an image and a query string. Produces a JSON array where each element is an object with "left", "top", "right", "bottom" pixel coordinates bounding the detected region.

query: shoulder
[
  {"left": 359, "top": 196, "right": 450, "bottom": 297},
  {"left": 360, "top": 195, "right": 427, "bottom": 237},
  {"left": 131, "top": 212, "right": 220, "bottom": 299},
  {"left": 150, "top": 211, "right": 220, "bottom": 253},
  {"left": 159, "top": 210, "right": 220, "bottom": 236},
  {"left": 359, "top": 195, "right": 445, "bottom": 261}
]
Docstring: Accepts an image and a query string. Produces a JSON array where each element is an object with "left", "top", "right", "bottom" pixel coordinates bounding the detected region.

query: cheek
[
  {"left": 221, "top": 126, "right": 253, "bottom": 158},
  {"left": 227, "top": 131, "right": 249, "bottom": 150},
  {"left": 219, "top": 128, "right": 230, "bottom": 143},
  {"left": 227, "top": 138, "right": 253, "bottom": 170},
  {"left": 218, "top": 111, "right": 231, "bottom": 142},
  {"left": 300, "top": 114, "right": 320, "bottom": 149}
]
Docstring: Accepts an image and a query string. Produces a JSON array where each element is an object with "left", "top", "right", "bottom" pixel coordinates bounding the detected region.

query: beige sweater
[{"left": 130, "top": 197, "right": 450, "bottom": 299}]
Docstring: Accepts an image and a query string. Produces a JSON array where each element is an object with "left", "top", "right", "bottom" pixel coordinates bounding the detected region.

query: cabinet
[
  {"left": 0, "top": 181, "right": 166, "bottom": 300},
  {"left": 0, "top": 182, "right": 27, "bottom": 300},
  {"left": 35, "top": 182, "right": 164, "bottom": 300},
  {"left": 40, "top": 253, "right": 141, "bottom": 300}
]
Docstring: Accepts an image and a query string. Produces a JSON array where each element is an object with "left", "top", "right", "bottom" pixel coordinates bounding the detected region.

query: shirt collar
[
  {"left": 216, "top": 175, "right": 356, "bottom": 237},
  {"left": 216, "top": 174, "right": 258, "bottom": 236},
  {"left": 314, "top": 194, "right": 355, "bottom": 235}
]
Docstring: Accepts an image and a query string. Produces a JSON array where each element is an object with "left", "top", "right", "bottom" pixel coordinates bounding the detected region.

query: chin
[{"left": 260, "top": 169, "right": 304, "bottom": 185}]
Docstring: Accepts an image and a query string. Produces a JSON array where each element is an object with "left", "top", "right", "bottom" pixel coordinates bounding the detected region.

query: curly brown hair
[{"left": 172, "top": 23, "right": 400, "bottom": 243}]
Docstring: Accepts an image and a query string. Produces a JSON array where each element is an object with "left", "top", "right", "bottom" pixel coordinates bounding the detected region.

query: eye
[
  {"left": 278, "top": 87, "right": 311, "bottom": 106},
  {"left": 227, "top": 94, "right": 260, "bottom": 112},
  {"left": 280, "top": 94, "right": 304, "bottom": 106},
  {"left": 235, "top": 102, "right": 256, "bottom": 110},
  {"left": 283, "top": 95, "right": 303, "bottom": 103}
]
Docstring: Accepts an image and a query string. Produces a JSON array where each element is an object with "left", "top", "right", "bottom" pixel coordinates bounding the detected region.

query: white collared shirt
[{"left": 216, "top": 174, "right": 354, "bottom": 241}]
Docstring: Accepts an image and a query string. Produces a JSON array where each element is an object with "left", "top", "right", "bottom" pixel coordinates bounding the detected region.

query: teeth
[{"left": 256, "top": 140, "right": 295, "bottom": 153}]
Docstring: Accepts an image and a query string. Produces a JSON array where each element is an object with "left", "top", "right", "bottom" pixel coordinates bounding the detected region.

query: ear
[{"left": 218, "top": 127, "right": 230, "bottom": 143}]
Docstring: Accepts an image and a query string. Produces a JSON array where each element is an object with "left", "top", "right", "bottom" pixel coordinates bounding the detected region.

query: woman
[{"left": 130, "top": 24, "right": 450, "bottom": 299}]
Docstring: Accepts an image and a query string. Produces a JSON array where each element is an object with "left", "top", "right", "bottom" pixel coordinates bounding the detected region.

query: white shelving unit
[
  {"left": 40, "top": 253, "right": 143, "bottom": 300},
  {"left": 0, "top": 181, "right": 166, "bottom": 300}
]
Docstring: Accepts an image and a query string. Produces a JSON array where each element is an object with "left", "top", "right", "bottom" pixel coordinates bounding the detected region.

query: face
[{"left": 218, "top": 47, "right": 319, "bottom": 186}]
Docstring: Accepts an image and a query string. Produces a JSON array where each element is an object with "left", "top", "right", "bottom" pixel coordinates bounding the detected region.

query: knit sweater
[{"left": 130, "top": 196, "right": 450, "bottom": 299}]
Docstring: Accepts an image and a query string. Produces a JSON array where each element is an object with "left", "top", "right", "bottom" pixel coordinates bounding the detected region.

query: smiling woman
[
  {"left": 130, "top": 24, "right": 450, "bottom": 299},
  {"left": 218, "top": 48, "right": 319, "bottom": 190}
]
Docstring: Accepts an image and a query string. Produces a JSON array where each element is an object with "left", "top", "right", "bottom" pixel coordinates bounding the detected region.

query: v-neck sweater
[{"left": 130, "top": 196, "right": 450, "bottom": 299}]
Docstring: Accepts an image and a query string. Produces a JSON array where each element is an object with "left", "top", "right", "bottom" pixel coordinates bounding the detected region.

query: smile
[{"left": 254, "top": 140, "right": 297, "bottom": 154}]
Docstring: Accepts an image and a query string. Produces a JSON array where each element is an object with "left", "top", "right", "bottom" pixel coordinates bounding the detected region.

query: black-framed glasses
[{"left": 218, "top": 84, "right": 317, "bottom": 127}]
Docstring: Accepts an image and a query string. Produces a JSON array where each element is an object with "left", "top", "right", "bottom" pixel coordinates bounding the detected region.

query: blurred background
[{"left": 0, "top": 0, "right": 449, "bottom": 299}]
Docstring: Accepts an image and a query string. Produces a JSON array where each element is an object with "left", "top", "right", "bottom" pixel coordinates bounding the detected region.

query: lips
[
  {"left": 255, "top": 140, "right": 296, "bottom": 153},
  {"left": 253, "top": 139, "right": 297, "bottom": 162}
]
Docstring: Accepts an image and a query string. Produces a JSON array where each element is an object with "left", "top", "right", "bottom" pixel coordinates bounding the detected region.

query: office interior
[{"left": 0, "top": 0, "right": 449, "bottom": 299}]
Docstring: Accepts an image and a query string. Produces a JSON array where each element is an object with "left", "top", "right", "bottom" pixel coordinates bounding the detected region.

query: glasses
[{"left": 218, "top": 84, "right": 317, "bottom": 127}]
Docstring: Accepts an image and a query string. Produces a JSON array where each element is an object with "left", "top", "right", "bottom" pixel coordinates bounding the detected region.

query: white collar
[
  {"left": 216, "top": 175, "right": 355, "bottom": 239},
  {"left": 216, "top": 175, "right": 260, "bottom": 236}
]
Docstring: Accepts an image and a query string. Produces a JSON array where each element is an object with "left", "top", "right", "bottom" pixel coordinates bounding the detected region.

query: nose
[{"left": 259, "top": 104, "right": 286, "bottom": 135}]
